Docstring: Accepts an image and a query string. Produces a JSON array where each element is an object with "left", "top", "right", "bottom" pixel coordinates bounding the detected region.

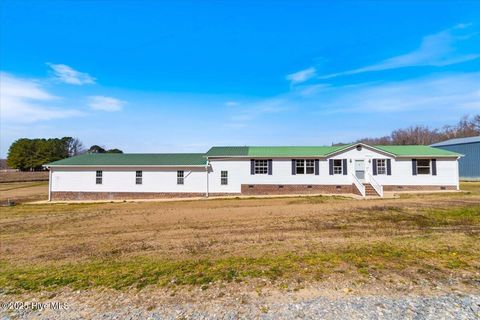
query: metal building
[{"left": 431, "top": 136, "right": 480, "bottom": 180}]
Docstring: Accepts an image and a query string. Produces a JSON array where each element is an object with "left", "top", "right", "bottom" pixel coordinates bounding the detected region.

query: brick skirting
[
  {"left": 51, "top": 184, "right": 458, "bottom": 201},
  {"left": 382, "top": 185, "right": 457, "bottom": 191},
  {"left": 240, "top": 184, "right": 457, "bottom": 195},
  {"left": 241, "top": 184, "right": 356, "bottom": 195},
  {"left": 50, "top": 191, "right": 237, "bottom": 201}
]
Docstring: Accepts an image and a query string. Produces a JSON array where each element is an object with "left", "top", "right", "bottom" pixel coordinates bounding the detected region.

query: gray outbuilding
[{"left": 431, "top": 136, "right": 480, "bottom": 180}]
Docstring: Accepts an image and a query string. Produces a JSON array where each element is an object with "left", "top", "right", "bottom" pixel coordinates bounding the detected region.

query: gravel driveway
[{"left": 2, "top": 293, "right": 479, "bottom": 320}]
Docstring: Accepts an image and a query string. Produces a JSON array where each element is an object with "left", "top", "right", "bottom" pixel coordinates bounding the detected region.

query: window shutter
[
  {"left": 432, "top": 159, "right": 437, "bottom": 176},
  {"left": 268, "top": 159, "right": 272, "bottom": 175},
  {"left": 412, "top": 159, "right": 417, "bottom": 175},
  {"left": 291, "top": 159, "right": 296, "bottom": 175},
  {"left": 342, "top": 159, "right": 348, "bottom": 175},
  {"left": 387, "top": 159, "right": 392, "bottom": 176},
  {"left": 329, "top": 159, "right": 333, "bottom": 175},
  {"left": 250, "top": 159, "right": 255, "bottom": 175},
  {"left": 372, "top": 159, "right": 377, "bottom": 175},
  {"left": 314, "top": 159, "right": 319, "bottom": 175}
]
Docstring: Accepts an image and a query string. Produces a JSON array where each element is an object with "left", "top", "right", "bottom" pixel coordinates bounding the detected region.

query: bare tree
[
  {"left": 348, "top": 114, "right": 479, "bottom": 146},
  {"left": 473, "top": 115, "right": 480, "bottom": 130},
  {"left": 67, "top": 138, "right": 85, "bottom": 156}
]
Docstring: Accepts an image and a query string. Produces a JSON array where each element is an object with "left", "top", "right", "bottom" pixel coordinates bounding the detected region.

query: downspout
[
  {"left": 456, "top": 157, "right": 460, "bottom": 191},
  {"left": 205, "top": 159, "right": 209, "bottom": 198},
  {"left": 48, "top": 167, "right": 52, "bottom": 201}
]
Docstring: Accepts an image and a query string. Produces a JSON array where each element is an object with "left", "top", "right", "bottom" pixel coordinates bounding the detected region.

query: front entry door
[{"left": 355, "top": 160, "right": 365, "bottom": 181}]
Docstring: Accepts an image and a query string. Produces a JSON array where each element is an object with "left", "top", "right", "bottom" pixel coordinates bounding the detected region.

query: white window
[
  {"left": 296, "top": 159, "right": 315, "bottom": 174},
  {"left": 333, "top": 160, "right": 342, "bottom": 174},
  {"left": 221, "top": 171, "right": 228, "bottom": 185},
  {"left": 377, "top": 159, "right": 386, "bottom": 175},
  {"left": 177, "top": 170, "right": 184, "bottom": 184},
  {"left": 305, "top": 159, "right": 315, "bottom": 174},
  {"left": 136, "top": 171, "right": 142, "bottom": 185},
  {"left": 417, "top": 159, "right": 430, "bottom": 175},
  {"left": 96, "top": 170, "right": 102, "bottom": 184},
  {"left": 254, "top": 160, "right": 268, "bottom": 174},
  {"left": 296, "top": 160, "right": 305, "bottom": 174}
]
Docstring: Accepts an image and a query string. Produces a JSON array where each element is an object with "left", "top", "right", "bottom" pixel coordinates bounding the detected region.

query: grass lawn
[{"left": 0, "top": 182, "right": 479, "bottom": 293}]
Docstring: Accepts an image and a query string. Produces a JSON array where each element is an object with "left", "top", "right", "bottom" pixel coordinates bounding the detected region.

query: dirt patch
[
  {"left": 0, "top": 182, "right": 479, "bottom": 294},
  {"left": 0, "top": 182, "right": 48, "bottom": 204}
]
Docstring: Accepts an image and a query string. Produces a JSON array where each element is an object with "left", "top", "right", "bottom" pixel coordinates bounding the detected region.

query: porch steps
[{"left": 363, "top": 183, "right": 380, "bottom": 197}]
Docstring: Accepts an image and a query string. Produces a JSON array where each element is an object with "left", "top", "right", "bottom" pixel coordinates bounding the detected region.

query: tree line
[
  {"left": 337, "top": 114, "right": 480, "bottom": 146},
  {"left": 6, "top": 114, "right": 479, "bottom": 171},
  {"left": 7, "top": 137, "right": 123, "bottom": 171}
]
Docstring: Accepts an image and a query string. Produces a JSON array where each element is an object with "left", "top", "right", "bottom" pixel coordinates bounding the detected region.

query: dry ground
[
  {"left": 0, "top": 182, "right": 48, "bottom": 204},
  {"left": 0, "top": 182, "right": 479, "bottom": 296}
]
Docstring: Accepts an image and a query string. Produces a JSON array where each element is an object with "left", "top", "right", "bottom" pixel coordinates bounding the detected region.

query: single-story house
[
  {"left": 431, "top": 136, "right": 480, "bottom": 181},
  {"left": 45, "top": 143, "right": 462, "bottom": 201}
]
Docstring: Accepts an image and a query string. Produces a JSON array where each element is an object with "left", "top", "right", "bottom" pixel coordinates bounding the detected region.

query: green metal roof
[
  {"left": 373, "top": 145, "right": 461, "bottom": 157},
  {"left": 46, "top": 145, "right": 461, "bottom": 167},
  {"left": 206, "top": 145, "right": 461, "bottom": 158},
  {"left": 205, "top": 146, "right": 250, "bottom": 157},
  {"left": 206, "top": 146, "right": 348, "bottom": 157},
  {"left": 46, "top": 153, "right": 207, "bottom": 166}
]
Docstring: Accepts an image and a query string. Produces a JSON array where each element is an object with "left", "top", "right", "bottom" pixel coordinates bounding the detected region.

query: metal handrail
[
  {"left": 352, "top": 174, "right": 366, "bottom": 197},
  {"left": 367, "top": 172, "right": 384, "bottom": 197}
]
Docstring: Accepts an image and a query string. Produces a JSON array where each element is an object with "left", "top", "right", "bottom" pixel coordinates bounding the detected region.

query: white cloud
[
  {"left": 225, "top": 101, "right": 239, "bottom": 107},
  {"left": 319, "top": 24, "right": 479, "bottom": 79},
  {"left": 286, "top": 67, "right": 316, "bottom": 85},
  {"left": 47, "top": 63, "right": 96, "bottom": 85},
  {"left": 300, "top": 72, "right": 480, "bottom": 114},
  {"left": 229, "top": 72, "right": 480, "bottom": 127},
  {"left": 0, "top": 72, "right": 83, "bottom": 123},
  {"left": 88, "top": 96, "right": 126, "bottom": 112}
]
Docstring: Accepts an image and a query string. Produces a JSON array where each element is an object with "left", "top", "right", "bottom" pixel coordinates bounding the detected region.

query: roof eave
[
  {"left": 324, "top": 143, "right": 398, "bottom": 158},
  {"left": 395, "top": 155, "right": 463, "bottom": 158},
  {"left": 46, "top": 164, "right": 207, "bottom": 168},
  {"left": 206, "top": 155, "right": 331, "bottom": 159}
]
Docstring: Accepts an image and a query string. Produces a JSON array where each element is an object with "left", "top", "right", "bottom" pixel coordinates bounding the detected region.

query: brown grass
[
  {"left": 0, "top": 182, "right": 479, "bottom": 292},
  {"left": 0, "top": 182, "right": 48, "bottom": 204}
]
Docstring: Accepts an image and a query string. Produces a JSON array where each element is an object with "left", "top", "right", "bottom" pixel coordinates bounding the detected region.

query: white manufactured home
[{"left": 45, "top": 143, "right": 461, "bottom": 201}]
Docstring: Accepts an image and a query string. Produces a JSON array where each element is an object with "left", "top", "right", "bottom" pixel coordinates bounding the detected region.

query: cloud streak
[
  {"left": 47, "top": 63, "right": 96, "bottom": 85},
  {"left": 286, "top": 24, "right": 479, "bottom": 84},
  {"left": 318, "top": 24, "right": 479, "bottom": 79},
  {"left": 0, "top": 72, "right": 83, "bottom": 123},
  {"left": 286, "top": 67, "right": 316, "bottom": 85},
  {"left": 88, "top": 96, "right": 126, "bottom": 112},
  {"left": 295, "top": 72, "right": 480, "bottom": 114}
]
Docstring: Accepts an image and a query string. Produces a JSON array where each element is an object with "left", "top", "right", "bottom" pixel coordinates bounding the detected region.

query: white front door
[{"left": 355, "top": 160, "right": 365, "bottom": 181}]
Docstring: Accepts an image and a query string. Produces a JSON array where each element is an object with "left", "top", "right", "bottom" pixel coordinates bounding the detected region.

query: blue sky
[{"left": 1, "top": 1, "right": 479, "bottom": 156}]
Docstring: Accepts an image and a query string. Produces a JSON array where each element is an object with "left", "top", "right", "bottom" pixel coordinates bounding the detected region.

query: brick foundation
[
  {"left": 241, "top": 184, "right": 356, "bottom": 195},
  {"left": 382, "top": 185, "right": 457, "bottom": 191},
  {"left": 51, "top": 184, "right": 458, "bottom": 201},
  {"left": 50, "top": 191, "right": 237, "bottom": 201}
]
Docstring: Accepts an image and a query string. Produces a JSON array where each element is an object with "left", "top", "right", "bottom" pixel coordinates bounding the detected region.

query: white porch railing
[
  {"left": 367, "top": 172, "right": 384, "bottom": 197},
  {"left": 352, "top": 174, "right": 366, "bottom": 197}
]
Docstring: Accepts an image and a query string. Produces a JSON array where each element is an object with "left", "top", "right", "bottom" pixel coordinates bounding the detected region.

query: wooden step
[{"left": 363, "top": 183, "right": 380, "bottom": 196}]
